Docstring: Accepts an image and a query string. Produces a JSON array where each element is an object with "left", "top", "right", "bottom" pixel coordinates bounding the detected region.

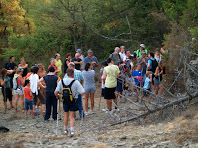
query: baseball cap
[
  {"left": 140, "top": 44, "right": 145, "bottom": 48},
  {"left": 76, "top": 49, "right": 81, "bottom": 52},
  {"left": 88, "top": 49, "right": 93, "bottom": 52}
]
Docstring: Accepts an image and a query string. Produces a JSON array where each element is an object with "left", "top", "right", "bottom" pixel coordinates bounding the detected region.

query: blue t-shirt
[
  {"left": 147, "top": 58, "right": 155, "bottom": 71},
  {"left": 84, "top": 56, "right": 98, "bottom": 70},
  {"left": 43, "top": 75, "right": 58, "bottom": 92},
  {"left": 143, "top": 77, "right": 150, "bottom": 89},
  {"left": 132, "top": 70, "right": 143, "bottom": 84}
]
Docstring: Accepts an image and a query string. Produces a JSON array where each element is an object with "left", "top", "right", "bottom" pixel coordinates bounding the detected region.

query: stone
[
  {"left": 119, "top": 136, "right": 127, "bottom": 140},
  {"left": 179, "top": 120, "right": 188, "bottom": 126}
]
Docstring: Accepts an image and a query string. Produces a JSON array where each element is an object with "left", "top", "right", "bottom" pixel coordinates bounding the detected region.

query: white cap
[{"left": 140, "top": 44, "right": 145, "bottom": 48}]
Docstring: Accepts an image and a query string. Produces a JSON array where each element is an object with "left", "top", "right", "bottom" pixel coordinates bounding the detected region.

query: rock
[
  {"left": 149, "top": 125, "right": 154, "bottom": 128},
  {"left": 119, "top": 136, "right": 127, "bottom": 140},
  {"left": 21, "top": 126, "right": 26, "bottom": 129},
  {"left": 179, "top": 120, "right": 188, "bottom": 126},
  {"left": 97, "top": 135, "right": 103, "bottom": 141},
  {"left": 116, "top": 142, "right": 126, "bottom": 146},
  {"left": 149, "top": 144, "right": 158, "bottom": 148},
  {"left": 42, "top": 140, "right": 49, "bottom": 144},
  {"left": 93, "top": 144, "right": 111, "bottom": 148}
]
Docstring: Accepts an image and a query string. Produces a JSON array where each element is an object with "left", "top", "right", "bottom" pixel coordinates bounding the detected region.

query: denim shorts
[
  {"left": 25, "top": 98, "right": 33, "bottom": 110},
  {"left": 85, "top": 87, "right": 96, "bottom": 94},
  {"left": 14, "top": 88, "right": 24, "bottom": 95}
]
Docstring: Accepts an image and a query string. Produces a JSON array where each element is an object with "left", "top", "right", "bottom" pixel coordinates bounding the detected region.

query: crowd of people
[{"left": 0, "top": 44, "right": 168, "bottom": 136}]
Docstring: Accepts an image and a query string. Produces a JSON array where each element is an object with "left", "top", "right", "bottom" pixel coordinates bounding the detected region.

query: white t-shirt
[
  {"left": 29, "top": 74, "right": 39, "bottom": 95},
  {"left": 55, "top": 77, "right": 84, "bottom": 99},
  {"left": 101, "top": 75, "right": 105, "bottom": 89},
  {"left": 119, "top": 52, "right": 125, "bottom": 61}
]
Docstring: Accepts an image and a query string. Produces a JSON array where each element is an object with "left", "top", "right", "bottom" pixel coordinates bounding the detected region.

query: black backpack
[
  {"left": 149, "top": 59, "right": 158, "bottom": 73},
  {"left": 61, "top": 80, "right": 76, "bottom": 104}
]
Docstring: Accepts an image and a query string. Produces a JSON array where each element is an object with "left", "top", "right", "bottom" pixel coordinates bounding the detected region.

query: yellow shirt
[
  {"left": 55, "top": 59, "right": 62, "bottom": 76},
  {"left": 104, "top": 65, "right": 120, "bottom": 88}
]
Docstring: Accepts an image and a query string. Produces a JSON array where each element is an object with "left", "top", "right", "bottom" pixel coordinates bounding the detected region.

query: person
[
  {"left": 55, "top": 53, "right": 63, "bottom": 77},
  {"left": 29, "top": 66, "right": 46, "bottom": 115},
  {"left": 132, "top": 63, "right": 144, "bottom": 102},
  {"left": 136, "top": 44, "right": 148, "bottom": 59},
  {"left": 13, "top": 68, "right": 25, "bottom": 112},
  {"left": 55, "top": 69, "right": 85, "bottom": 136},
  {"left": 123, "top": 50, "right": 131, "bottom": 61},
  {"left": 153, "top": 60, "right": 167, "bottom": 96},
  {"left": 48, "top": 58, "right": 60, "bottom": 75},
  {"left": 5, "top": 56, "right": 17, "bottom": 93},
  {"left": 147, "top": 52, "right": 158, "bottom": 75},
  {"left": 72, "top": 53, "right": 82, "bottom": 70},
  {"left": 82, "top": 63, "right": 96, "bottom": 115},
  {"left": 99, "top": 61, "right": 107, "bottom": 84},
  {"left": 154, "top": 49, "right": 162, "bottom": 63},
  {"left": 64, "top": 62, "right": 84, "bottom": 119},
  {"left": 76, "top": 49, "right": 85, "bottom": 71},
  {"left": 124, "top": 55, "right": 134, "bottom": 77},
  {"left": 64, "top": 53, "right": 72, "bottom": 74},
  {"left": 0, "top": 68, "right": 14, "bottom": 112},
  {"left": 138, "top": 50, "right": 149, "bottom": 83},
  {"left": 18, "top": 58, "right": 28, "bottom": 78},
  {"left": 119, "top": 46, "right": 125, "bottom": 61},
  {"left": 103, "top": 58, "right": 120, "bottom": 112},
  {"left": 84, "top": 49, "right": 99, "bottom": 70},
  {"left": 24, "top": 80, "right": 34, "bottom": 119},
  {"left": 160, "top": 43, "right": 167, "bottom": 55},
  {"left": 109, "top": 47, "right": 121, "bottom": 65},
  {"left": 38, "top": 66, "right": 59, "bottom": 121},
  {"left": 25, "top": 65, "right": 35, "bottom": 80},
  {"left": 100, "top": 62, "right": 108, "bottom": 97},
  {"left": 141, "top": 71, "right": 153, "bottom": 103}
]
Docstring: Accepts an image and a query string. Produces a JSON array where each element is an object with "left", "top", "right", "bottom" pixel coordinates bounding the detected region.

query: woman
[
  {"left": 82, "top": 63, "right": 96, "bottom": 115},
  {"left": 154, "top": 49, "right": 162, "bottom": 63},
  {"left": 0, "top": 68, "right": 14, "bottom": 112},
  {"left": 64, "top": 53, "right": 72, "bottom": 74},
  {"left": 18, "top": 58, "right": 28, "bottom": 77},
  {"left": 29, "top": 66, "right": 46, "bottom": 115},
  {"left": 13, "top": 68, "right": 25, "bottom": 112},
  {"left": 154, "top": 60, "right": 167, "bottom": 96},
  {"left": 38, "top": 66, "right": 59, "bottom": 121}
]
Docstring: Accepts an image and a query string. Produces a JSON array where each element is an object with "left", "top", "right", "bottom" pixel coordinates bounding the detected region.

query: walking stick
[{"left": 56, "top": 98, "right": 59, "bottom": 137}]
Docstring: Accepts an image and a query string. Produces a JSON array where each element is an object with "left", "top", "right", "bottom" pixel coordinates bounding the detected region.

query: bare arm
[
  {"left": 103, "top": 71, "right": 106, "bottom": 84},
  {"left": 147, "top": 63, "right": 151, "bottom": 71}
]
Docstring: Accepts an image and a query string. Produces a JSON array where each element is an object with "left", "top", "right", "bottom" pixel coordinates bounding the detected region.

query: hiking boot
[{"left": 102, "top": 108, "right": 108, "bottom": 112}]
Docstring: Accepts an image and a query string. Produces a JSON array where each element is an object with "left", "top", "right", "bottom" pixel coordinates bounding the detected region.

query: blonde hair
[
  {"left": 37, "top": 63, "right": 46, "bottom": 73},
  {"left": 146, "top": 71, "right": 151, "bottom": 77}
]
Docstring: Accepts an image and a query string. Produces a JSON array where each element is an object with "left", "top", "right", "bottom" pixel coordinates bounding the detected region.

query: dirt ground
[{"left": 0, "top": 85, "right": 198, "bottom": 148}]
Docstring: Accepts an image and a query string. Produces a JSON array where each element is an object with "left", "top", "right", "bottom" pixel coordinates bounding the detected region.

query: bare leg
[
  {"left": 9, "top": 101, "right": 13, "bottom": 108},
  {"left": 90, "top": 93, "right": 94, "bottom": 111},
  {"left": 64, "top": 112, "right": 69, "bottom": 127},
  {"left": 30, "top": 110, "right": 33, "bottom": 117},
  {"left": 85, "top": 94, "right": 89, "bottom": 112},
  {"left": 107, "top": 99, "right": 112, "bottom": 110},
  {"left": 69, "top": 111, "right": 75, "bottom": 127},
  {"left": 155, "top": 86, "right": 159, "bottom": 95},
  {"left": 159, "top": 85, "right": 164, "bottom": 96},
  {"left": 20, "top": 95, "right": 25, "bottom": 109},
  {"left": 25, "top": 110, "right": 28, "bottom": 117},
  {"left": 14, "top": 94, "right": 19, "bottom": 110}
]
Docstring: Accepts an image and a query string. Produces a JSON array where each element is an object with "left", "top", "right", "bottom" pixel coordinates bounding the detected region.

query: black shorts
[
  {"left": 104, "top": 87, "right": 116, "bottom": 100},
  {"left": 101, "top": 88, "right": 105, "bottom": 97},
  {"left": 32, "top": 90, "right": 45, "bottom": 105},
  {"left": 63, "top": 101, "right": 78, "bottom": 112},
  {"left": 134, "top": 84, "right": 141, "bottom": 91},
  {"left": 2, "top": 88, "right": 12, "bottom": 102},
  {"left": 10, "top": 78, "right": 13, "bottom": 89}
]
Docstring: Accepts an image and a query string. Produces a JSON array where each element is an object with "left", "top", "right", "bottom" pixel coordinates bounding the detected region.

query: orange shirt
[
  {"left": 25, "top": 72, "right": 32, "bottom": 80},
  {"left": 24, "top": 87, "right": 33, "bottom": 101}
]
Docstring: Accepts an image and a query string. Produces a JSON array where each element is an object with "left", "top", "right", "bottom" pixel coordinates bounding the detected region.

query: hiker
[
  {"left": 160, "top": 43, "right": 168, "bottom": 55},
  {"left": 18, "top": 58, "right": 28, "bottom": 78},
  {"left": 0, "top": 68, "right": 14, "bottom": 112},
  {"left": 25, "top": 65, "right": 35, "bottom": 80},
  {"left": 29, "top": 66, "right": 46, "bottom": 116},
  {"left": 119, "top": 46, "right": 126, "bottom": 61},
  {"left": 76, "top": 49, "right": 85, "bottom": 71},
  {"left": 55, "top": 53, "right": 63, "bottom": 77},
  {"left": 154, "top": 60, "right": 167, "bottom": 96},
  {"left": 136, "top": 44, "right": 148, "bottom": 59},
  {"left": 124, "top": 55, "right": 134, "bottom": 77},
  {"left": 132, "top": 63, "right": 144, "bottom": 102},
  {"left": 82, "top": 63, "right": 96, "bottom": 115},
  {"left": 123, "top": 50, "right": 131, "bottom": 61},
  {"left": 102, "top": 58, "right": 120, "bottom": 112},
  {"left": 99, "top": 61, "right": 107, "bottom": 84},
  {"left": 147, "top": 52, "right": 158, "bottom": 75},
  {"left": 48, "top": 58, "right": 60, "bottom": 75},
  {"left": 109, "top": 47, "right": 121, "bottom": 65},
  {"left": 72, "top": 53, "right": 82, "bottom": 70},
  {"left": 13, "top": 68, "right": 25, "bottom": 112},
  {"left": 64, "top": 53, "right": 72, "bottom": 74},
  {"left": 64, "top": 62, "right": 84, "bottom": 119},
  {"left": 100, "top": 61, "right": 108, "bottom": 97},
  {"left": 141, "top": 71, "right": 153, "bottom": 103},
  {"left": 138, "top": 50, "right": 149, "bottom": 83},
  {"left": 55, "top": 69, "right": 85, "bottom": 136},
  {"left": 24, "top": 80, "right": 34, "bottom": 119},
  {"left": 38, "top": 66, "right": 59, "bottom": 121},
  {"left": 154, "top": 49, "right": 162, "bottom": 63},
  {"left": 84, "top": 49, "right": 99, "bottom": 71}
]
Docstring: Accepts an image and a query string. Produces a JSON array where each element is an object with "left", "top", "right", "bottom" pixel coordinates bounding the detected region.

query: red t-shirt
[
  {"left": 24, "top": 87, "right": 33, "bottom": 101},
  {"left": 48, "top": 64, "right": 59, "bottom": 75}
]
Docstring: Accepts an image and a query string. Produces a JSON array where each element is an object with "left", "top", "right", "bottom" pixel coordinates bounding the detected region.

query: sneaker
[
  {"left": 25, "top": 116, "right": 27, "bottom": 120},
  {"left": 70, "top": 131, "right": 74, "bottom": 137},
  {"left": 88, "top": 110, "right": 94, "bottom": 114},
  {"left": 105, "top": 110, "right": 112, "bottom": 114},
  {"left": 15, "top": 108, "right": 18, "bottom": 112},
  {"left": 84, "top": 112, "right": 89, "bottom": 116},
  {"left": 114, "top": 108, "right": 120, "bottom": 112},
  {"left": 102, "top": 108, "right": 108, "bottom": 112},
  {"left": 64, "top": 129, "right": 68, "bottom": 135}
]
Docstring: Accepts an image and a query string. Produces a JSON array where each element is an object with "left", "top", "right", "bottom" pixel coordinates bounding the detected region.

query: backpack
[
  {"left": 137, "top": 49, "right": 148, "bottom": 57},
  {"left": 61, "top": 80, "right": 76, "bottom": 104},
  {"left": 13, "top": 74, "right": 20, "bottom": 90},
  {"left": 149, "top": 59, "right": 158, "bottom": 73}
]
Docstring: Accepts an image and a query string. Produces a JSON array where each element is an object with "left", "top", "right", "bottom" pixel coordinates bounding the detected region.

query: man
[
  {"left": 123, "top": 50, "right": 131, "bottom": 61},
  {"left": 48, "top": 58, "right": 60, "bottom": 75},
  {"left": 72, "top": 53, "right": 82, "bottom": 70},
  {"left": 76, "top": 49, "right": 85, "bottom": 71},
  {"left": 5, "top": 56, "right": 17, "bottom": 90},
  {"left": 64, "top": 62, "right": 84, "bottom": 119},
  {"left": 138, "top": 50, "right": 149, "bottom": 83},
  {"left": 147, "top": 52, "right": 158, "bottom": 74},
  {"left": 55, "top": 69, "right": 85, "bottom": 136},
  {"left": 119, "top": 46, "right": 125, "bottom": 61},
  {"left": 84, "top": 49, "right": 99, "bottom": 70},
  {"left": 136, "top": 44, "right": 148, "bottom": 59},
  {"left": 55, "top": 53, "right": 63, "bottom": 77},
  {"left": 109, "top": 47, "right": 121, "bottom": 65}
]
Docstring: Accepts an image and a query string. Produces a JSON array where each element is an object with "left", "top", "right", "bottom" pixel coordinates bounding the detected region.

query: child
[
  {"left": 0, "top": 68, "right": 14, "bottom": 113},
  {"left": 23, "top": 80, "right": 33, "bottom": 119},
  {"left": 132, "top": 63, "right": 144, "bottom": 102},
  {"left": 100, "top": 61, "right": 107, "bottom": 97},
  {"left": 141, "top": 71, "right": 152, "bottom": 103}
]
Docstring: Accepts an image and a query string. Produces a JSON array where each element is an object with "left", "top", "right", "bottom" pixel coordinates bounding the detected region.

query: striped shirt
[{"left": 64, "top": 69, "right": 83, "bottom": 82}]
